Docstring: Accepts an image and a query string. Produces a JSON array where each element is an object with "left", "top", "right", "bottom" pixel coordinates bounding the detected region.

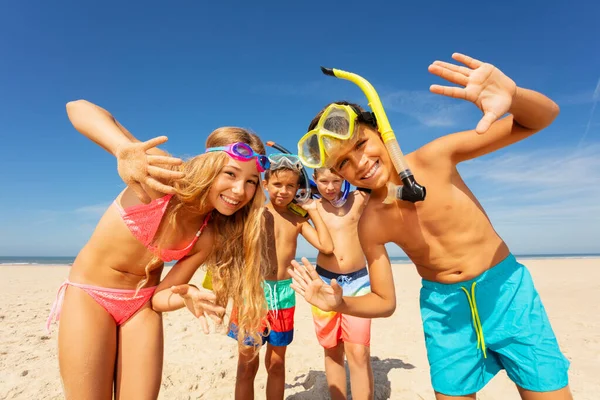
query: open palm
[
  {"left": 289, "top": 258, "right": 342, "bottom": 312},
  {"left": 116, "top": 136, "right": 185, "bottom": 203},
  {"left": 429, "top": 53, "right": 517, "bottom": 134}
]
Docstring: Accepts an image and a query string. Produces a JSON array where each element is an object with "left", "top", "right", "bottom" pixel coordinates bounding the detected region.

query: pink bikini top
[{"left": 113, "top": 194, "right": 211, "bottom": 262}]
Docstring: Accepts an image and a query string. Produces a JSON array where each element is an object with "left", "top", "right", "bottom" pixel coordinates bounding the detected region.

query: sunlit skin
[
  {"left": 208, "top": 158, "right": 260, "bottom": 216},
  {"left": 290, "top": 54, "right": 571, "bottom": 400},
  {"left": 313, "top": 170, "right": 368, "bottom": 275},
  {"left": 62, "top": 99, "right": 258, "bottom": 400},
  {"left": 313, "top": 168, "right": 374, "bottom": 400},
  {"left": 314, "top": 169, "right": 343, "bottom": 203},
  {"left": 234, "top": 168, "right": 334, "bottom": 400},
  {"left": 71, "top": 156, "right": 258, "bottom": 290}
]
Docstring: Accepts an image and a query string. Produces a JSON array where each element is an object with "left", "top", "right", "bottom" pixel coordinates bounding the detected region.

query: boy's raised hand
[
  {"left": 429, "top": 53, "right": 517, "bottom": 134},
  {"left": 116, "top": 136, "right": 185, "bottom": 203},
  {"left": 289, "top": 258, "right": 342, "bottom": 312}
]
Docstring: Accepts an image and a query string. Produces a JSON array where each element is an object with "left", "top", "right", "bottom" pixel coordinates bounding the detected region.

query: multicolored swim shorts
[{"left": 311, "top": 265, "right": 371, "bottom": 348}]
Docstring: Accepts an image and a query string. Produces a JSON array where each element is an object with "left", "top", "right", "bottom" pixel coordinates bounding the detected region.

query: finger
[
  {"left": 330, "top": 279, "right": 342, "bottom": 293},
  {"left": 142, "top": 136, "right": 168, "bottom": 150},
  {"left": 452, "top": 53, "right": 483, "bottom": 69},
  {"left": 144, "top": 177, "right": 178, "bottom": 195},
  {"left": 148, "top": 155, "right": 184, "bottom": 166},
  {"left": 288, "top": 268, "right": 308, "bottom": 288},
  {"left": 430, "top": 84, "right": 468, "bottom": 100},
  {"left": 193, "top": 300, "right": 225, "bottom": 314},
  {"left": 194, "top": 304, "right": 204, "bottom": 318},
  {"left": 147, "top": 165, "right": 186, "bottom": 181},
  {"left": 301, "top": 257, "right": 320, "bottom": 280},
  {"left": 198, "top": 315, "right": 210, "bottom": 334},
  {"left": 206, "top": 311, "right": 223, "bottom": 325},
  {"left": 296, "top": 260, "right": 314, "bottom": 284},
  {"left": 195, "top": 290, "right": 218, "bottom": 302},
  {"left": 128, "top": 182, "right": 151, "bottom": 204},
  {"left": 475, "top": 112, "right": 498, "bottom": 134},
  {"left": 428, "top": 64, "right": 469, "bottom": 87},
  {"left": 290, "top": 282, "right": 306, "bottom": 296},
  {"left": 432, "top": 60, "right": 472, "bottom": 76}
]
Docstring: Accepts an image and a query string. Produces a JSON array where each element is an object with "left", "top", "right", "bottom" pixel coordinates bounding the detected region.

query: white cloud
[
  {"left": 458, "top": 144, "right": 600, "bottom": 253},
  {"left": 383, "top": 90, "right": 472, "bottom": 128}
]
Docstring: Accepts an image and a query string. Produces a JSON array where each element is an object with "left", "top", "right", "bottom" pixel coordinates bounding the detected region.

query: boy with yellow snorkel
[{"left": 290, "top": 53, "right": 572, "bottom": 399}]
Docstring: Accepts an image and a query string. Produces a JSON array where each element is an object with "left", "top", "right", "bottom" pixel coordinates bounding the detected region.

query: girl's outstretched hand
[
  {"left": 429, "top": 53, "right": 517, "bottom": 134},
  {"left": 116, "top": 136, "right": 185, "bottom": 203},
  {"left": 171, "top": 284, "right": 225, "bottom": 334},
  {"left": 288, "top": 257, "right": 342, "bottom": 312}
]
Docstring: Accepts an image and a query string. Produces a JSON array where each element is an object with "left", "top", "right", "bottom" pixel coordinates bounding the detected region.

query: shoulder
[
  {"left": 351, "top": 190, "right": 369, "bottom": 207},
  {"left": 407, "top": 138, "right": 457, "bottom": 180},
  {"left": 357, "top": 203, "right": 378, "bottom": 237}
]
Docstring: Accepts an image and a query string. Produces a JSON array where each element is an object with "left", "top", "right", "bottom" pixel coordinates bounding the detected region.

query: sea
[{"left": 1, "top": 254, "right": 599, "bottom": 266}]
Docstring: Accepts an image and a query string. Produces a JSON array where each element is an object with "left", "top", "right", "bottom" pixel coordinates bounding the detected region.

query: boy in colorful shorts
[
  {"left": 290, "top": 54, "right": 572, "bottom": 399},
  {"left": 230, "top": 154, "right": 334, "bottom": 400},
  {"left": 311, "top": 167, "right": 374, "bottom": 399}
]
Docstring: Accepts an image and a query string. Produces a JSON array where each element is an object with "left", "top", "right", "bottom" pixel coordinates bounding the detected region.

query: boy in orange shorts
[{"left": 311, "top": 167, "right": 373, "bottom": 400}]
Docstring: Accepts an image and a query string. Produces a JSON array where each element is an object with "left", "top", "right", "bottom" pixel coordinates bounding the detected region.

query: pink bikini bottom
[{"left": 46, "top": 280, "right": 157, "bottom": 332}]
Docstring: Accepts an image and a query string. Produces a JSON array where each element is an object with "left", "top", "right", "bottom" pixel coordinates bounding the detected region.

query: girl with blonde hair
[{"left": 48, "top": 100, "right": 268, "bottom": 399}]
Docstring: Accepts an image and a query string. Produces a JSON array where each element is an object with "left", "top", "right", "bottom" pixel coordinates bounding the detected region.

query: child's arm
[
  {"left": 423, "top": 54, "right": 560, "bottom": 164},
  {"left": 66, "top": 99, "right": 184, "bottom": 202},
  {"left": 152, "top": 231, "right": 224, "bottom": 318},
  {"left": 67, "top": 99, "right": 166, "bottom": 156},
  {"left": 338, "top": 215, "right": 396, "bottom": 317},
  {"left": 290, "top": 217, "right": 396, "bottom": 318},
  {"left": 151, "top": 243, "right": 212, "bottom": 312},
  {"left": 300, "top": 200, "right": 334, "bottom": 254}
]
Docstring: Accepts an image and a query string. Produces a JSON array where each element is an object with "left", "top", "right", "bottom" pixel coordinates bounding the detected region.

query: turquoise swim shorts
[{"left": 420, "top": 254, "right": 570, "bottom": 396}]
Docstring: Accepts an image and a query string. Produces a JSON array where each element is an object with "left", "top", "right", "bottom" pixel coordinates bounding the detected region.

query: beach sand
[{"left": 1, "top": 258, "right": 598, "bottom": 399}]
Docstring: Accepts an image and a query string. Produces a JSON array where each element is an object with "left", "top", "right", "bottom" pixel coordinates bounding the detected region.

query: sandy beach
[{"left": 1, "top": 257, "right": 599, "bottom": 399}]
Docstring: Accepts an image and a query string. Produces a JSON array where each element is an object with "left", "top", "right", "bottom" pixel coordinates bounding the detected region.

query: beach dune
[{"left": 1, "top": 258, "right": 598, "bottom": 399}]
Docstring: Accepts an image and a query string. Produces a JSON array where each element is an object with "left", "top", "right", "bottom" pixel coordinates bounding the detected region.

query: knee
[
  {"left": 345, "top": 345, "right": 371, "bottom": 368},
  {"left": 266, "top": 358, "right": 285, "bottom": 377},
  {"left": 237, "top": 357, "right": 259, "bottom": 380}
]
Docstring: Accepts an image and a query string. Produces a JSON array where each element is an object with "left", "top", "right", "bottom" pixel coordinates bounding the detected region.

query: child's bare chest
[
  {"left": 266, "top": 211, "right": 301, "bottom": 242},
  {"left": 322, "top": 210, "right": 358, "bottom": 232}
]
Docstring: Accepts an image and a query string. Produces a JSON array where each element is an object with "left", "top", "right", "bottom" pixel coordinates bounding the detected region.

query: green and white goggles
[{"left": 268, "top": 153, "right": 304, "bottom": 171}]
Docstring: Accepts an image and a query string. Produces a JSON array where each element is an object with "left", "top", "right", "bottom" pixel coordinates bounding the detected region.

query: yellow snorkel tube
[{"left": 321, "top": 67, "right": 426, "bottom": 203}]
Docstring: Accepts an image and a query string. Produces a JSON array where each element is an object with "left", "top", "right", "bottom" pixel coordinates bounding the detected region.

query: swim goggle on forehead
[
  {"left": 266, "top": 142, "right": 312, "bottom": 217},
  {"left": 298, "top": 104, "right": 376, "bottom": 169},
  {"left": 298, "top": 67, "right": 426, "bottom": 203},
  {"left": 205, "top": 142, "right": 270, "bottom": 172},
  {"left": 268, "top": 153, "right": 304, "bottom": 171}
]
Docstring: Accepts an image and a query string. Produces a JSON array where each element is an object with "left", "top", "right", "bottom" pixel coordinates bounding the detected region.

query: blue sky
[{"left": 1, "top": 1, "right": 599, "bottom": 257}]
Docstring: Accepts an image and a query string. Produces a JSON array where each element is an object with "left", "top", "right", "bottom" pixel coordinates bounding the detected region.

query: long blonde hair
[{"left": 140, "top": 127, "right": 268, "bottom": 348}]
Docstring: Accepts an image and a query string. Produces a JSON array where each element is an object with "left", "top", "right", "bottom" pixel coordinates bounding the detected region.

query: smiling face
[
  {"left": 314, "top": 168, "right": 343, "bottom": 202},
  {"left": 263, "top": 168, "right": 301, "bottom": 208},
  {"left": 208, "top": 156, "right": 260, "bottom": 215},
  {"left": 330, "top": 124, "right": 393, "bottom": 190}
]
